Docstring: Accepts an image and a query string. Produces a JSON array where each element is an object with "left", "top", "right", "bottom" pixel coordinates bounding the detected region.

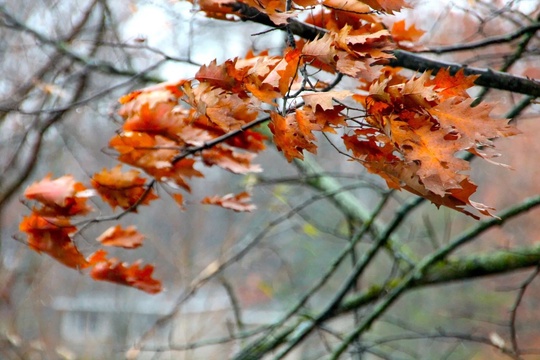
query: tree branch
[
  {"left": 418, "top": 22, "right": 540, "bottom": 54},
  {"left": 340, "top": 243, "right": 540, "bottom": 315},
  {"left": 389, "top": 50, "right": 540, "bottom": 97},
  {"left": 228, "top": 2, "right": 540, "bottom": 98}
]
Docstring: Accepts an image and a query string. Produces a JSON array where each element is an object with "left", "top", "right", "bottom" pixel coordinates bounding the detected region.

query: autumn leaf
[
  {"left": 122, "top": 102, "right": 184, "bottom": 140},
  {"left": 88, "top": 250, "right": 162, "bottom": 294},
  {"left": 269, "top": 112, "right": 317, "bottom": 162},
  {"left": 300, "top": 105, "right": 347, "bottom": 133},
  {"left": 343, "top": 130, "right": 492, "bottom": 219},
  {"left": 202, "top": 192, "right": 256, "bottom": 212},
  {"left": 302, "top": 90, "right": 352, "bottom": 111},
  {"left": 172, "top": 193, "right": 186, "bottom": 210},
  {"left": 301, "top": 24, "right": 393, "bottom": 77},
  {"left": 360, "top": 0, "right": 410, "bottom": 13},
  {"left": 225, "top": 129, "right": 267, "bottom": 153},
  {"left": 323, "top": 0, "right": 370, "bottom": 14},
  {"left": 202, "top": 145, "right": 262, "bottom": 174},
  {"left": 346, "top": 70, "right": 519, "bottom": 217},
  {"left": 110, "top": 132, "right": 203, "bottom": 190},
  {"left": 195, "top": 59, "right": 240, "bottom": 92},
  {"left": 97, "top": 225, "right": 145, "bottom": 249},
  {"left": 391, "top": 19, "right": 425, "bottom": 43},
  {"left": 261, "top": 49, "right": 303, "bottom": 95},
  {"left": 427, "top": 68, "right": 479, "bottom": 100},
  {"left": 91, "top": 165, "right": 158, "bottom": 211},
  {"left": 19, "top": 213, "right": 88, "bottom": 269},
  {"left": 429, "top": 97, "right": 520, "bottom": 153},
  {"left": 24, "top": 175, "right": 93, "bottom": 216}
]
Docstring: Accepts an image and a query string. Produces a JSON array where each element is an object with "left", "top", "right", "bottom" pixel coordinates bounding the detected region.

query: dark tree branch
[
  {"left": 389, "top": 50, "right": 540, "bottom": 97},
  {"left": 228, "top": 2, "right": 540, "bottom": 98}
]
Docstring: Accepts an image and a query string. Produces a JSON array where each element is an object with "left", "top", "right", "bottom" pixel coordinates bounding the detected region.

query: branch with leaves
[{"left": 8, "top": 0, "right": 540, "bottom": 358}]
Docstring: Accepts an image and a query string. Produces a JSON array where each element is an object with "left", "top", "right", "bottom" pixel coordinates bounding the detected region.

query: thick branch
[
  {"left": 389, "top": 50, "right": 540, "bottom": 97},
  {"left": 229, "top": 2, "right": 540, "bottom": 98}
]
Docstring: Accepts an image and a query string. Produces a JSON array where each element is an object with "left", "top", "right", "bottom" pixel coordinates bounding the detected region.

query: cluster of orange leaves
[
  {"left": 20, "top": 175, "right": 162, "bottom": 294},
  {"left": 18, "top": 0, "right": 518, "bottom": 293}
]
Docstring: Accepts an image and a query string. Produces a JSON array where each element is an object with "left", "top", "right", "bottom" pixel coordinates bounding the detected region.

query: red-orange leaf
[
  {"left": 391, "top": 19, "right": 425, "bottom": 43},
  {"left": 269, "top": 112, "right": 317, "bottom": 162},
  {"left": 202, "top": 145, "right": 262, "bottom": 174},
  {"left": 302, "top": 90, "right": 351, "bottom": 111},
  {"left": 202, "top": 192, "right": 256, "bottom": 212},
  {"left": 427, "top": 68, "right": 479, "bottom": 100},
  {"left": 91, "top": 165, "right": 158, "bottom": 211},
  {"left": 360, "top": 0, "right": 409, "bottom": 14},
  {"left": 97, "top": 225, "right": 145, "bottom": 249},
  {"left": 24, "top": 175, "right": 92, "bottom": 216},
  {"left": 19, "top": 213, "right": 88, "bottom": 269},
  {"left": 172, "top": 193, "right": 186, "bottom": 210},
  {"left": 88, "top": 250, "right": 162, "bottom": 294}
]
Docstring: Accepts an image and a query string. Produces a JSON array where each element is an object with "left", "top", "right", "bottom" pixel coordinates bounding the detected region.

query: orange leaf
[
  {"left": 391, "top": 19, "right": 425, "bottom": 43},
  {"left": 172, "top": 193, "right": 186, "bottom": 210},
  {"left": 360, "top": 0, "right": 410, "bottom": 13},
  {"left": 429, "top": 98, "right": 520, "bottom": 153},
  {"left": 302, "top": 90, "right": 351, "bottom": 111},
  {"left": 202, "top": 145, "right": 262, "bottom": 174},
  {"left": 323, "top": 0, "right": 370, "bottom": 14},
  {"left": 91, "top": 165, "right": 158, "bottom": 211},
  {"left": 269, "top": 112, "right": 317, "bottom": 162},
  {"left": 427, "top": 68, "right": 479, "bottom": 100},
  {"left": 97, "top": 225, "right": 145, "bottom": 249},
  {"left": 88, "top": 250, "right": 162, "bottom": 294},
  {"left": 226, "top": 130, "right": 267, "bottom": 153},
  {"left": 348, "top": 69, "right": 519, "bottom": 218},
  {"left": 24, "top": 175, "right": 93, "bottom": 216},
  {"left": 202, "top": 192, "right": 256, "bottom": 212},
  {"left": 196, "top": 59, "right": 239, "bottom": 92},
  {"left": 19, "top": 213, "right": 88, "bottom": 269}
]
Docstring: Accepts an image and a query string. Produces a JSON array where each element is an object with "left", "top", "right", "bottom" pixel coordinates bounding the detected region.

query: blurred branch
[
  {"left": 472, "top": 12, "right": 540, "bottom": 105},
  {"left": 234, "top": 196, "right": 424, "bottom": 360},
  {"left": 508, "top": 266, "right": 540, "bottom": 356},
  {"left": 340, "top": 242, "right": 540, "bottom": 315},
  {"left": 295, "top": 156, "right": 419, "bottom": 266},
  {"left": 330, "top": 194, "right": 540, "bottom": 358},
  {"left": 419, "top": 22, "right": 540, "bottom": 54},
  {"left": 232, "top": 195, "right": 540, "bottom": 359},
  {"left": 0, "top": 4, "right": 164, "bottom": 82}
]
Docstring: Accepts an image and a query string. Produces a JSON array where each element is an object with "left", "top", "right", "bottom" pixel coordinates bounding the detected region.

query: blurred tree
[{"left": 1, "top": 0, "right": 540, "bottom": 359}]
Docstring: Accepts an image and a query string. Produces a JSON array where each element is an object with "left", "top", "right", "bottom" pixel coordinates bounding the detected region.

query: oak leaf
[
  {"left": 202, "top": 192, "right": 256, "bottom": 212},
  {"left": 202, "top": 145, "right": 262, "bottom": 174},
  {"left": 429, "top": 98, "right": 520, "bottom": 154},
  {"left": 172, "top": 193, "right": 186, "bottom": 210},
  {"left": 302, "top": 90, "right": 352, "bottom": 111},
  {"left": 426, "top": 68, "right": 479, "bottom": 100},
  {"left": 19, "top": 213, "right": 88, "bottom": 269},
  {"left": 360, "top": 0, "right": 410, "bottom": 13},
  {"left": 91, "top": 166, "right": 158, "bottom": 211},
  {"left": 269, "top": 112, "right": 318, "bottom": 162},
  {"left": 391, "top": 19, "right": 425, "bottom": 43},
  {"left": 97, "top": 225, "right": 145, "bottom": 249},
  {"left": 24, "top": 175, "right": 92, "bottom": 216},
  {"left": 88, "top": 250, "right": 162, "bottom": 294}
]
